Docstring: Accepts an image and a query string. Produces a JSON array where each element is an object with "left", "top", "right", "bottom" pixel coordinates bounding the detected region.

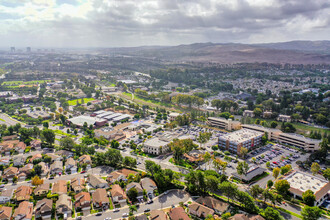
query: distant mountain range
[{"left": 107, "top": 40, "right": 330, "bottom": 64}]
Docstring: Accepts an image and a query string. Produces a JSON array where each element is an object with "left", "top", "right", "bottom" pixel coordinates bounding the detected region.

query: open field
[
  {"left": 244, "top": 117, "right": 329, "bottom": 137},
  {"left": 118, "top": 92, "right": 183, "bottom": 113},
  {"left": 68, "top": 98, "right": 95, "bottom": 106},
  {"left": 2, "top": 80, "right": 51, "bottom": 86}
]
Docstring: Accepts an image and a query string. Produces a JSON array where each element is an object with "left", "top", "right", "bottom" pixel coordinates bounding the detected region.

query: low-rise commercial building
[
  {"left": 277, "top": 114, "right": 291, "bottom": 122},
  {"left": 218, "top": 129, "right": 263, "bottom": 155},
  {"left": 207, "top": 117, "right": 241, "bottom": 131},
  {"left": 243, "top": 110, "right": 254, "bottom": 118},
  {"left": 241, "top": 124, "right": 321, "bottom": 152},
  {"left": 284, "top": 171, "right": 330, "bottom": 206},
  {"left": 67, "top": 116, "right": 107, "bottom": 128}
]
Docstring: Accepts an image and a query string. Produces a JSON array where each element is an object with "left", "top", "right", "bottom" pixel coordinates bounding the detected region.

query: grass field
[
  {"left": 119, "top": 92, "right": 182, "bottom": 113},
  {"left": 245, "top": 117, "right": 329, "bottom": 137},
  {"left": 68, "top": 98, "right": 95, "bottom": 106},
  {"left": 2, "top": 80, "right": 51, "bottom": 86}
]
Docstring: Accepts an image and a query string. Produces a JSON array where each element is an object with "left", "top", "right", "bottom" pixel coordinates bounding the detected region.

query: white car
[
  {"left": 122, "top": 213, "right": 128, "bottom": 217},
  {"left": 113, "top": 208, "right": 119, "bottom": 212}
]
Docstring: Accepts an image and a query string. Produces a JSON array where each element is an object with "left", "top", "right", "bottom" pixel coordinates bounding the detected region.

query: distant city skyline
[{"left": 0, "top": 0, "right": 329, "bottom": 48}]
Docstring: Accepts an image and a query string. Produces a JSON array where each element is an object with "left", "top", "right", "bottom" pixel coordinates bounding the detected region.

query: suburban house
[
  {"left": 136, "top": 214, "right": 148, "bottom": 220},
  {"left": 46, "top": 153, "right": 63, "bottom": 162},
  {"left": 110, "top": 184, "right": 127, "bottom": 205},
  {"left": 126, "top": 182, "right": 144, "bottom": 202},
  {"left": 71, "top": 178, "right": 85, "bottom": 193},
  {"left": 168, "top": 207, "right": 190, "bottom": 220},
  {"left": 0, "top": 157, "right": 10, "bottom": 166},
  {"left": 0, "top": 189, "right": 14, "bottom": 204},
  {"left": 52, "top": 180, "right": 67, "bottom": 195},
  {"left": 93, "top": 188, "right": 109, "bottom": 210},
  {"left": 56, "top": 194, "right": 72, "bottom": 219},
  {"left": 140, "top": 178, "right": 158, "bottom": 198},
  {"left": 15, "top": 142, "right": 26, "bottom": 154},
  {"left": 50, "top": 161, "right": 63, "bottom": 175},
  {"left": 196, "top": 196, "right": 229, "bottom": 214},
  {"left": 78, "top": 155, "right": 92, "bottom": 169},
  {"left": 18, "top": 163, "right": 34, "bottom": 181},
  {"left": 188, "top": 202, "right": 215, "bottom": 218},
  {"left": 13, "top": 156, "right": 25, "bottom": 166},
  {"left": 38, "top": 162, "right": 49, "bottom": 178},
  {"left": 149, "top": 210, "right": 168, "bottom": 220},
  {"left": 30, "top": 139, "right": 42, "bottom": 150},
  {"left": 34, "top": 183, "right": 50, "bottom": 196},
  {"left": 107, "top": 168, "right": 138, "bottom": 183},
  {"left": 0, "top": 206, "right": 12, "bottom": 220},
  {"left": 3, "top": 167, "right": 18, "bottom": 182},
  {"left": 88, "top": 174, "right": 108, "bottom": 188},
  {"left": 13, "top": 201, "right": 34, "bottom": 220},
  {"left": 15, "top": 185, "right": 33, "bottom": 202},
  {"left": 30, "top": 154, "right": 42, "bottom": 162},
  {"left": 65, "top": 158, "right": 77, "bottom": 174},
  {"left": 35, "top": 198, "right": 52, "bottom": 220},
  {"left": 74, "top": 192, "right": 91, "bottom": 212},
  {"left": 56, "top": 150, "right": 74, "bottom": 158}
]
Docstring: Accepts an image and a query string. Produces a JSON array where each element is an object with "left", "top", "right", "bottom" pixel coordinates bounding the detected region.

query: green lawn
[
  {"left": 54, "top": 130, "right": 77, "bottom": 138},
  {"left": 2, "top": 80, "right": 51, "bottom": 85},
  {"left": 68, "top": 98, "right": 95, "bottom": 106}
]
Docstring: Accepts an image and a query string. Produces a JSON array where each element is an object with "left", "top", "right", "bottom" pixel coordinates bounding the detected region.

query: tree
[
  {"left": 262, "top": 189, "right": 273, "bottom": 204},
  {"left": 32, "top": 176, "right": 44, "bottom": 186},
  {"left": 249, "top": 185, "right": 264, "bottom": 199},
  {"left": 302, "top": 190, "right": 315, "bottom": 206},
  {"left": 236, "top": 190, "right": 259, "bottom": 213},
  {"left": 323, "top": 168, "right": 330, "bottom": 180},
  {"left": 43, "top": 121, "right": 49, "bottom": 128},
  {"left": 197, "top": 132, "right": 212, "bottom": 148},
  {"left": 110, "top": 140, "right": 120, "bottom": 149},
  {"left": 239, "top": 147, "right": 248, "bottom": 159},
  {"left": 205, "top": 175, "right": 219, "bottom": 192},
  {"left": 41, "top": 129, "right": 55, "bottom": 147},
  {"left": 123, "top": 156, "right": 137, "bottom": 168},
  {"left": 301, "top": 206, "right": 322, "bottom": 220},
  {"left": 129, "top": 205, "right": 137, "bottom": 216},
  {"left": 219, "top": 181, "right": 238, "bottom": 202},
  {"left": 275, "top": 180, "right": 290, "bottom": 195},
  {"left": 236, "top": 161, "right": 249, "bottom": 179},
  {"left": 267, "top": 180, "right": 274, "bottom": 189},
  {"left": 270, "top": 121, "right": 278, "bottom": 128},
  {"left": 127, "top": 187, "right": 138, "bottom": 203},
  {"left": 273, "top": 167, "right": 280, "bottom": 179},
  {"left": 253, "top": 108, "right": 262, "bottom": 117},
  {"left": 34, "top": 164, "right": 42, "bottom": 176},
  {"left": 60, "top": 137, "right": 75, "bottom": 150},
  {"left": 203, "top": 152, "right": 212, "bottom": 169},
  {"left": 311, "top": 162, "right": 320, "bottom": 175},
  {"left": 263, "top": 207, "right": 283, "bottom": 220},
  {"left": 280, "top": 164, "right": 291, "bottom": 175}
]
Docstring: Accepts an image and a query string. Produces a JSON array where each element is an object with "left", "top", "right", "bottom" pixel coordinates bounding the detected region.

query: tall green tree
[{"left": 301, "top": 206, "right": 322, "bottom": 220}]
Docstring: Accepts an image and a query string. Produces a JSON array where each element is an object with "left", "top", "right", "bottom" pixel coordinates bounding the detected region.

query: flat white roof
[
  {"left": 93, "top": 110, "right": 106, "bottom": 115},
  {"left": 285, "top": 171, "right": 328, "bottom": 194},
  {"left": 104, "top": 113, "right": 122, "bottom": 120},
  {"left": 97, "top": 111, "right": 114, "bottom": 118},
  {"left": 219, "top": 129, "right": 263, "bottom": 144}
]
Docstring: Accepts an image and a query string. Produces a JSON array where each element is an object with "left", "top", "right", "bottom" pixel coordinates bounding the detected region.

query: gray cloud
[{"left": 0, "top": 0, "right": 329, "bottom": 48}]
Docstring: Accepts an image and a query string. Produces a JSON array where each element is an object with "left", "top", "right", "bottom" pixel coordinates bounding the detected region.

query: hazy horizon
[{"left": 1, "top": 0, "right": 329, "bottom": 48}]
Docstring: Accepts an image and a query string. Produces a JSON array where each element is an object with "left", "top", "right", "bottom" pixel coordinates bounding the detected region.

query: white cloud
[{"left": 0, "top": 0, "right": 329, "bottom": 47}]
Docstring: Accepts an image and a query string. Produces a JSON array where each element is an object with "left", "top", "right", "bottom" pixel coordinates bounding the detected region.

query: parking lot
[{"left": 248, "top": 143, "right": 309, "bottom": 170}]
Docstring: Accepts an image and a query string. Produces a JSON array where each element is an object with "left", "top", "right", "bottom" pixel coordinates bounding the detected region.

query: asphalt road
[
  {"left": 4, "top": 166, "right": 113, "bottom": 191},
  {"left": 0, "top": 113, "right": 22, "bottom": 126},
  {"left": 83, "top": 189, "right": 191, "bottom": 220}
]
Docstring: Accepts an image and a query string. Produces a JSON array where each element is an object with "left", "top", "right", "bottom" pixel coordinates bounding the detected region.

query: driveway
[{"left": 83, "top": 189, "right": 191, "bottom": 220}]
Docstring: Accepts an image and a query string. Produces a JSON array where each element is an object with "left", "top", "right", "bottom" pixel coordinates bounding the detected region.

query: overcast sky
[{"left": 0, "top": 0, "right": 329, "bottom": 48}]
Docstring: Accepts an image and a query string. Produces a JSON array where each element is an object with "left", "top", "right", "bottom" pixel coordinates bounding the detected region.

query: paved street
[
  {"left": 0, "top": 113, "right": 23, "bottom": 126},
  {"left": 84, "top": 189, "right": 191, "bottom": 220},
  {"left": 4, "top": 166, "right": 113, "bottom": 191}
]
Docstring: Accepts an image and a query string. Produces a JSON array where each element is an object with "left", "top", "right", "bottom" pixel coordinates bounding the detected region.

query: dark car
[{"left": 144, "top": 209, "right": 151, "bottom": 212}]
